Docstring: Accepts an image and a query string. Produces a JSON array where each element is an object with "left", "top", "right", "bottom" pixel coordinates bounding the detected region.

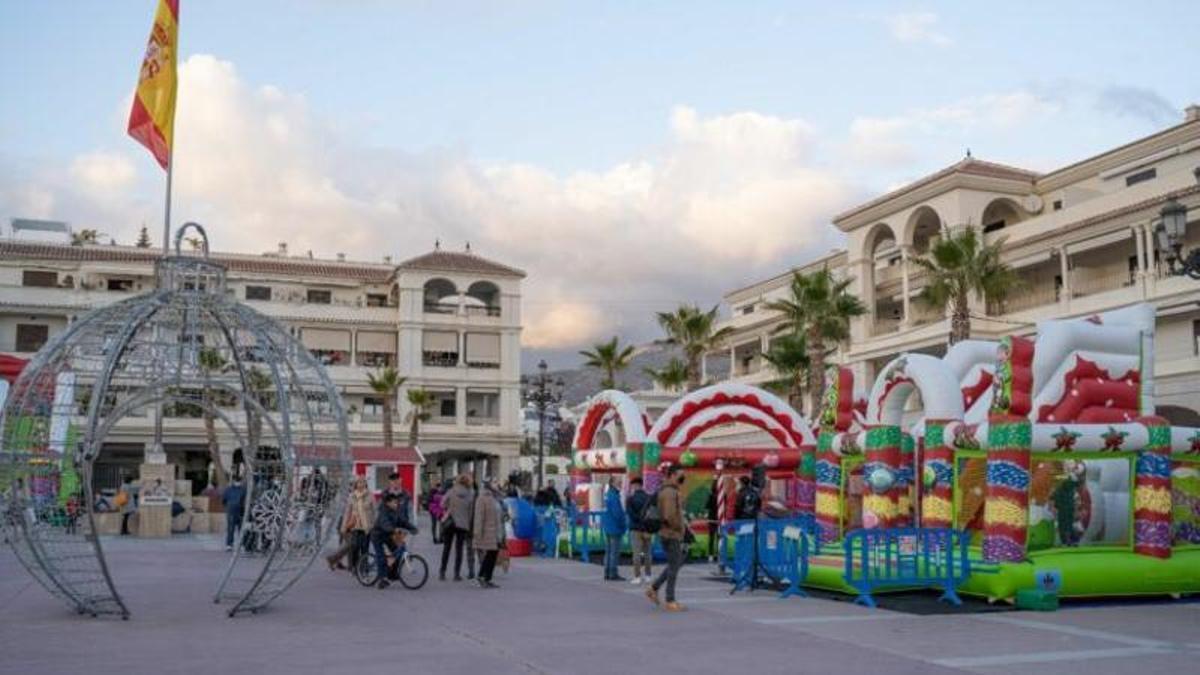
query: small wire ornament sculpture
[{"left": 0, "top": 223, "right": 351, "bottom": 618}]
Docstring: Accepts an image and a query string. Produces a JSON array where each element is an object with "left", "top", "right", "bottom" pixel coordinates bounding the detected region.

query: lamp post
[
  {"left": 1153, "top": 168, "right": 1200, "bottom": 280},
  {"left": 522, "top": 359, "right": 564, "bottom": 490}
]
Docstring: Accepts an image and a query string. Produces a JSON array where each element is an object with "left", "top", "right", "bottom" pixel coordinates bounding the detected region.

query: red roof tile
[
  {"left": 835, "top": 158, "right": 1039, "bottom": 223},
  {"left": 396, "top": 250, "right": 526, "bottom": 278}
]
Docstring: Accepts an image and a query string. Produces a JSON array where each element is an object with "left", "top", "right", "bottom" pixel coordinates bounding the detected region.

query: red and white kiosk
[{"left": 352, "top": 446, "right": 425, "bottom": 516}]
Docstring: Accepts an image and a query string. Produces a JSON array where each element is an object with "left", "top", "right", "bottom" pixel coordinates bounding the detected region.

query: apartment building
[
  {"left": 714, "top": 106, "right": 1200, "bottom": 423},
  {"left": 0, "top": 237, "right": 524, "bottom": 488}
]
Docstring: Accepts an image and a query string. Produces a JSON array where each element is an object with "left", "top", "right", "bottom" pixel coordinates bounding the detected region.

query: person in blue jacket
[{"left": 601, "top": 476, "right": 627, "bottom": 581}]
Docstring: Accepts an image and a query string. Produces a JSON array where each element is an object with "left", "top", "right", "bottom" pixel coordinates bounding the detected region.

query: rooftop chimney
[
  {"left": 337, "top": 253, "right": 345, "bottom": 262},
  {"left": 278, "top": 242, "right": 288, "bottom": 256},
  {"left": 1187, "top": 104, "right": 1200, "bottom": 123},
  {"left": 383, "top": 255, "right": 393, "bottom": 264}
]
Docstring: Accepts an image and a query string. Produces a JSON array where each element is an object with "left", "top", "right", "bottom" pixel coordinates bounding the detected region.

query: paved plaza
[{"left": 1, "top": 535, "right": 1198, "bottom": 675}]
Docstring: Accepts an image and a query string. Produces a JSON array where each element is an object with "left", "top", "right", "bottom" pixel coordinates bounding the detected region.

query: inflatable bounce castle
[{"left": 571, "top": 303, "right": 1200, "bottom": 601}]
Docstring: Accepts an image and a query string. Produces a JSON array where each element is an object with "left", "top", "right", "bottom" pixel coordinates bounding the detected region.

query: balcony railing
[
  {"left": 356, "top": 352, "right": 396, "bottom": 368},
  {"left": 422, "top": 351, "right": 459, "bottom": 367},
  {"left": 1071, "top": 269, "right": 1135, "bottom": 299},
  {"left": 872, "top": 317, "right": 901, "bottom": 336},
  {"left": 464, "top": 305, "right": 501, "bottom": 317},
  {"left": 466, "top": 416, "right": 500, "bottom": 426},
  {"left": 988, "top": 284, "right": 1060, "bottom": 315},
  {"left": 423, "top": 301, "right": 459, "bottom": 314}
]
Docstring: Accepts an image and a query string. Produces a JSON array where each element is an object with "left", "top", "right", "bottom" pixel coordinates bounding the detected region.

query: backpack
[
  {"left": 114, "top": 491, "right": 129, "bottom": 508},
  {"left": 640, "top": 491, "right": 662, "bottom": 534}
]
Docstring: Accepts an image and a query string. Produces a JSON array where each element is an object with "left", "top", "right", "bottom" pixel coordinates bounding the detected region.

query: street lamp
[
  {"left": 1152, "top": 168, "right": 1200, "bottom": 280},
  {"left": 521, "top": 359, "right": 564, "bottom": 490}
]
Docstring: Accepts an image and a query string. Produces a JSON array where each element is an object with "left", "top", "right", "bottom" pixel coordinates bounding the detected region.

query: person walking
[
  {"left": 646, "top": 465, "right": 687, "bottom": 612},
  {"left": 117, "top": 478, "right": 137, "bottom": 536},
  {"left": 601, "top": 476, "right": 627, "bottom": 581},
  {"left": 439, "top": 473, "right": 474, "bottom": 581},
  {"left": 222, "top": 477, "right": 247, "bottom": 552},
  {"left": 625, "top": 477, "right": 653, "bottom": 585},
  {"left": 472, "top": 477, "right": 504, "bottom": 588},
  {"left": 326, "top": 478, "right": 374, "bottom": 571}
]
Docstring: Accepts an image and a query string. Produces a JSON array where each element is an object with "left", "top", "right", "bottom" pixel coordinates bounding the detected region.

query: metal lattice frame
[{"left": 0, "top": 224, "right": 351, "bottom": 618}]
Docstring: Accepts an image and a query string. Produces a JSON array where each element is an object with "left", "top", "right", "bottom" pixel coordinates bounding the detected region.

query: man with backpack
[
  {"left": 625, "top": 477, "right": 653, "bottom": 585},
  {"left": 645, "top": 464, "right": 687, "bottom": 612}
]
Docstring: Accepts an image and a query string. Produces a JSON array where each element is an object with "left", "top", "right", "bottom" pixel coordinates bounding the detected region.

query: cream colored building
[
  {"left": 0, "top": 238, "right": 524, "bottom": 488},
  {"left": 714, "top": 105, "right": 1200, "bottom": 423}
]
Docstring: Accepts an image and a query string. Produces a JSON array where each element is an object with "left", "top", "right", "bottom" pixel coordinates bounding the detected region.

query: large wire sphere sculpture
[{"left": 0, "top": 224, "right": 351, "bottom": 618}]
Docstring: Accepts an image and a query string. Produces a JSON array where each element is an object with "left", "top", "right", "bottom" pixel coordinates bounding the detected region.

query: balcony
[
  {"left": 1071, "top": 269, "right": 1135, "bottom": 299},
  {"left": 989, "top": 284, "right": 1060, "bottom": 315},
  {"left": 872, "top": 316, "right": 901, "bottom": 336}
]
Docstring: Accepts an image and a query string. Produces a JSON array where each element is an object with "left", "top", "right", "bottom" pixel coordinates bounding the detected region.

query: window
[
  {"left": 466, "top": 390, "right": 500, "bottom": 425},
  {"left": 15, "top": 324, "right": 49, "bottom": 352},
  {"left": 741, "top": 304, "right": 754, "bottom": 315},
  {"left": 422, "top": 331, "right": 459, "bottom": 367},
  {"left": 983, "top": 220, "right": 1006, "bottom": 234},
  {"left": 1193, "top": 320, "right": 1200, "bottom": 356},
  {"left": 300, "top": 328, "right": 350, "bottom": 366},
  {"left": 22, "top": 271, "right": 57, "bottom": 287},
  {"left": 1125, "top": 167, "right": 1157, "bottom": 187},
  {"left": 245, "top": 285, "right": 272, "bottom": 301},
  {"left": 306, "top": 289, "right": 332, "bottom": 304},
  {"left": 464, "top": 332, "right": 501, "bottom": 368},
  {"left": 1128, "top": 256, "right": 1139, "bottom": 285},
  {"left": 362, "top": 396, "right": 385, "bottom": 419},
  {"left": 356, "top": 331, "right": 397, "bottom": 367},
  {"left": 1052, "top": 200, "right": 1063, "bottom": 211},
  {"left": 428, "top": 390, "right": 457, "bottom": 422},
  {"left": 106, "top": 278, "right": 134, "bottom": 291},
  {"left": 366, "top": 293, "right": 389, "bottom": 307}
]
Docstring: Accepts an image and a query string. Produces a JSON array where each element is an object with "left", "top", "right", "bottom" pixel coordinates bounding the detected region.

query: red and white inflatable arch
[
  {"left": 867, "top": 353, "right": 965, "bottom": 427},
  {"left": 572, "top": 389, "right": 649, "bottom": 451},
  {"left": 648, "top": 382, "right": 816, "bottom": 448}
]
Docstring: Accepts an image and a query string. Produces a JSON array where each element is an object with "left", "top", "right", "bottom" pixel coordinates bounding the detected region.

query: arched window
[
  {"left": 981, "top": 198, "right": 1024, "bottom": 234},
  {"left": 907, "top": 206, "right": 942, "bottom": 254}
]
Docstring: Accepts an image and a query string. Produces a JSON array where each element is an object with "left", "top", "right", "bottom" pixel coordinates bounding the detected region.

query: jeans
[
  {"left": 652, "top": 538, "right": 684, "bottom": 602},
  {"left": 430, "top": 515, "right": 441, "bottom": 543},
  {"left": 440, "top": 525, "right": 466, "bottom": 578},
  {"left": 373, "top": 536, "right": 402, "bottom": 581},
  {"left": 630, "top": 531, "right": 653, "bottom": 578},
  {"left": 478, "top": 549, "right": 499, "bottom": 582},
  {"left": 121, "top": 513, "right": 132, "bottom": 536},
  {"left": 604, "top": 534, "right": 622, "bottom": 578},
  {"left": 225, "top": 512, "right": 242, "bottom": 548}
]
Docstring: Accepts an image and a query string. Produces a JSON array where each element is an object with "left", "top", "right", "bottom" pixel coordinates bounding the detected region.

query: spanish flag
[{"left": 127, "top": 0, "right": 179, "bottom": 170}]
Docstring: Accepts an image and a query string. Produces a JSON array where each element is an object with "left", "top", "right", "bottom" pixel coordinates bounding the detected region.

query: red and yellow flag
[{"left": 127, "top": 0, "right": 179, "bottom": 170}]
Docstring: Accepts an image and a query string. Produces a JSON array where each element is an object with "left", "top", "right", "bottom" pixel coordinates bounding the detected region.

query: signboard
[{"left": 1035, "top": 568, "right": 1062, "bottom": 592}]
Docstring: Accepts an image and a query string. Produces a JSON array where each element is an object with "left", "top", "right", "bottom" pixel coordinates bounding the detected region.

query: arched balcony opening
[
  {"left": 908, "top": 205, "right": 943, "bottom": 254},
  {"left": 465, "top": 281, "right": 501, "bottom": 317},
  {"left": 423, "top": 278, "right": 458, "bottom": 314},
  {"left": 865, "top": 222, "right": 902, "bottom": 336},
  {"left": 981, "top": 198, "right": 1024, "bottom": 235}
]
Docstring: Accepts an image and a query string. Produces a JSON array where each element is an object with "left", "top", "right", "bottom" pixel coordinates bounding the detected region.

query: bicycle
[{"left": 354, "top": 531, "right": 429, "bottom": 590}]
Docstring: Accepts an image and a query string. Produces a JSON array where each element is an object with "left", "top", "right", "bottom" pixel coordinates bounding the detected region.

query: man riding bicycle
[{"left": 371, "top": 492, "right": 418, "bottom": 590}]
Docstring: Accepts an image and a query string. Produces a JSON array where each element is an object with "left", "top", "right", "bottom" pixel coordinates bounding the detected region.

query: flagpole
[{"left": 162, "top": 151, "right": 173, "bottom": 255}]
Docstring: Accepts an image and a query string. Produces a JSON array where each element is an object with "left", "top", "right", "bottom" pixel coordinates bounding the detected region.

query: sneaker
[
  {"left": 376, "top": 579, "right": 390, "bottom": 590},
  {"left": 482, "top": 580, "right": 500, "bottom": 589},
  {"left": 645, "top": 586, "right": 660, "bottom": 606},
  {"left": 630, "top": 576, "right": 642, "bottom": 585},
  {"left": 225, "top": 545, "right": 233, "bottom": 552},
  {"left": 664, "top": 602, "right": 686, "bottom": 612}
]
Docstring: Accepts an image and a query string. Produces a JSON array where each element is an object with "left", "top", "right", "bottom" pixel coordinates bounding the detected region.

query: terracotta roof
[
  {"left": 0, "top": 241, "right": 395, "bottom": 283},
  {"left": 395, "top": 249, "right": 526, "bottom": 278},
  {"left": 352, "top": 446, "right": 425, "bottom": 464},
  {"left": 835, "top": 158, "right": 1039, "bottom": 223}
]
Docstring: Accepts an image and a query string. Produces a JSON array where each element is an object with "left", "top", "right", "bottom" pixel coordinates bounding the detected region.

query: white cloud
[
  {"left": 885, "top": 12, "right": 952, "bottom": 46},
  {"left": 0, "top": 55, "right": 849, "bottom": 352},
  {"left": 848, "top": 91, "right": 1061, "bottom": 167},
  {"left": 70, "top": 152, "right": 137, "bottom": 199}
]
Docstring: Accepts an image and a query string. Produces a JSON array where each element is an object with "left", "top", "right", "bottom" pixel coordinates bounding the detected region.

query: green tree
[
  {"left": 765, "top": 269, "right": 866, "bottom": 415},
  {"left": 656, "top": 304, "right": 732, "bottom": 390},
  {"left": 579, "top": 336, "right": 635, "bottom": 389},
  {"left": 912, "top": 225, "right": 1019, "bottom": 345},
  {"left": 198, "top": 347, "right": 230, "bottom": 488},
  {"left": 405, "top": 388, "right": 435, "bottom": 448},
  {"left": 70, "top": 229, "right": 103, "bottom": 246},
  {"left": 761, "top": 332, "right": 810, "bottom": 411},
  {"left": 135, "top": 226, "right": 152, "bottom": 248},
  {"left": 367, "top": 367, "right": 404, "bottom": 448},
  {"left": 643, "top": 357, "right": 688, "bottom": 393}
]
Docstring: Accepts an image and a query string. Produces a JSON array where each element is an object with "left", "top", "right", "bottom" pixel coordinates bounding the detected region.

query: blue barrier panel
[
  {"left": 726, "top": 516, "right": 816, "bottom": 599},
  {"left": 842, "top": 527, "right": 970, "bottom": 608}
]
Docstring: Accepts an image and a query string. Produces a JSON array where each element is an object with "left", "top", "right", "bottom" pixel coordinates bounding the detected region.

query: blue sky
[{"left": 2, "top": 1, "right": 1199, "bottom": 368}]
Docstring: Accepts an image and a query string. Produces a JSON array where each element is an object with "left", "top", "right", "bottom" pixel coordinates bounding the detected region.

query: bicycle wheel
[
  {"left": 396, "top": 553, "right": 429, "bottom": 590},
  {"left": 354, "top": 550, "right": 380, "bottom": 587}
]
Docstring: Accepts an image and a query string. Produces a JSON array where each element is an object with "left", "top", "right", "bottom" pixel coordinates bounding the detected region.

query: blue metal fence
[
  {"left": 842, "top": 527, "right": 971, "bottom": 608},
  {"left": 725, "top": 516, "right": 816, "bottom": 599}
]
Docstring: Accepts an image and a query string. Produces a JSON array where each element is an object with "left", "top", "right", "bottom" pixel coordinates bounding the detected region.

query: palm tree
[
  {"left": 367, "top": 367, "right": 404, "bottom": 448},
  {"left": 579, "top": 336, "right": 635, "bottom": 389},
  {"left": 912, "top": 225, "right": 1019, "bottom": 345},
  {"left": 765, "top": 269, "right": 866, "bottom": 415},
  {"left": 198, "top": 347, "right": 230, "bottom": 488},
  {"left": 405, "top": 388, "right": 435, "bottom": 448},
  {"left": 656, "top": 304, "right": 733, "bottom": 390},
  {"left": 243, "top": 366, "right": 273, "bottom": 479},
  {"left": 643, "top": 357, "right": 688, "bottom": 393},
  {"left": 761, "top": 333, "right": 810, "bottom": 411}
]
